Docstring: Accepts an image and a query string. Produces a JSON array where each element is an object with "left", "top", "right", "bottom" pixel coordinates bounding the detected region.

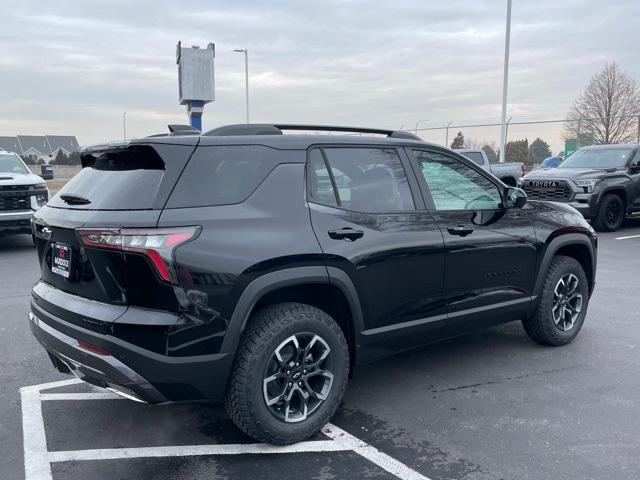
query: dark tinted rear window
[
  {"left": 166, "top": 145, "right": 284, "bottom": 208},
  {"left": 48, "top": 146, "right": 166, "bottom": 210}
]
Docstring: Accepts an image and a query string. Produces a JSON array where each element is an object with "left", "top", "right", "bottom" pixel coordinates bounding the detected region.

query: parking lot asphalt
[{"left": 2, "top": 219, "right": 640, "bottom": 480}]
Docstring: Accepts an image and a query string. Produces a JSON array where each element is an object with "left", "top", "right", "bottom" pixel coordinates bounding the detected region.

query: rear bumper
[
  {"left": 0, "top": 210, "right": 33, "bottom": 234},
  {"left": 29, "top": 287, "right": 234, "bottom": 403},
  {"left": 29, "top": 311, "right": 167, "bottom": 403}
]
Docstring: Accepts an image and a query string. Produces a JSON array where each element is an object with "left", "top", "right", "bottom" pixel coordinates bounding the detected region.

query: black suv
[
  {"left": 521, "top": 144, "right": 640, "bottom": 232},
  {"left": 29, "top": 124, "right": 597, "bottom": 444}
]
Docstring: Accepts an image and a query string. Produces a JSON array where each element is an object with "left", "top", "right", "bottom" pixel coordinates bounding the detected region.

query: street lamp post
[
  {"left": 234, "top": 48, "right": 250, "bottom": 123},
  {"left": 499, "top": 0, "right": 512, "bottom": 162},
  {"left": 444, "top": 121, "right": 453, "bottom": 147},
  {"left": 123, "top": 112, "right": 127, "bottom": 141},
  {"left": 414, "top": 119, "right": 429, "bottom": 134}
]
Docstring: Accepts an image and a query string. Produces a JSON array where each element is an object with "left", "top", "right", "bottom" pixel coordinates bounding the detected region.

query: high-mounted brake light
[{"left": 77, "top": 227, "right": 200, "bottom": 283}]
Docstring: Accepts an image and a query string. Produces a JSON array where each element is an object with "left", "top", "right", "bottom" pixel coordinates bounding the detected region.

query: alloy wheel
[
  {"left": 262, "top": 333, "right": 334, "bottom": 423},
  {"left": 552, "top": 273, "right": 583, "bottom": 331}
]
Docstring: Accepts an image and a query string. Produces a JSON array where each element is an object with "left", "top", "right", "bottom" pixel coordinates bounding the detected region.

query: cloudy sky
[{"left": 1, "top": 0, "right": 638, "bottom": 152}]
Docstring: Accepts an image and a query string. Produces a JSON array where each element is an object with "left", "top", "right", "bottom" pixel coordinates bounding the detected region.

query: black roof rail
[{"left": 203, "top": 123, "right": 422, "bottom": 140}]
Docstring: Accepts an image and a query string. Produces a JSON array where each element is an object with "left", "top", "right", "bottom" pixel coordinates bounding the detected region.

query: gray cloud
[{"left": 0, "top": 0, "right": 638, "bottom": 152}]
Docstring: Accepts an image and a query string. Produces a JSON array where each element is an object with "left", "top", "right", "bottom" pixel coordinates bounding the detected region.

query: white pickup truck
[
  {"left": 457, "top": 149, "right": 524, "bottom": 187},
  {"left": 0, "top": 150, "right": 48, "bottom": 239}
]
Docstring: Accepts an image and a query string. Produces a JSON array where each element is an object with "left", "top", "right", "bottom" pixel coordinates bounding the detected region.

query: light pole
[
  {"left": 414, "top": 119, "right": 429, "bottom": 134},
  {"left": 499, "top": 0, "right": 512, "bottom": 162},
  {"left": 234, "top": 48, "right": 250, "bottom": 123},
  {"left": 444, "top": 121, "right": 453, "bottom": 147},
  {"left": 123, "top": 112, "right": 127, "bottom": 141}
]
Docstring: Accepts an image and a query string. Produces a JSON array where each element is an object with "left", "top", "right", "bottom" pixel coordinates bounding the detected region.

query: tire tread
[{"left": 225, "top": 302, "right": 349, "bottom": 444}]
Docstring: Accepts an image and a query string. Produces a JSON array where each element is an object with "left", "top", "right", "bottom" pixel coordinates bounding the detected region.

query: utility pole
[
  {"left": 499, "top": 0, "right": 512, "bottom": 162},
  {"left": 234, "top": 49, "right": 250, "bottom": 123},
  {"left": 123, "top": 112, "right": 127, "bottom": 141}
]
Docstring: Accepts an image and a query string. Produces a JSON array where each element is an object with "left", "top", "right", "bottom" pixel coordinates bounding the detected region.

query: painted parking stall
[{"left": 21, "top": 379, "right": 429, "bottom": 480}]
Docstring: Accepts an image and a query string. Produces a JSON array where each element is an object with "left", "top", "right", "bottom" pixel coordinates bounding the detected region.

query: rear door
[
  {"left": 307, "top": 145, "right": 446, "bottom": 359},
  {"left": 33, "top": 142, "right": 196, "bottom": 306},
  {"left": 407, "top": 148, "right": 538, "bottom": 335}
]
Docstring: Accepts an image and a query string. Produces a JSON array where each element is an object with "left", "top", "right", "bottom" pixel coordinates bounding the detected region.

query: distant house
[
  {"left": 0, "top": 136, "right": 21, "bottom": 154},
  {"left": 17, "top": 136, "right": 52, "bottom": 163},
  {"left": 45, "top": 136, "right": 80, "bottom": 159},
  {"left": 0, "top": 134, "right": 79, "bottom": 163}
]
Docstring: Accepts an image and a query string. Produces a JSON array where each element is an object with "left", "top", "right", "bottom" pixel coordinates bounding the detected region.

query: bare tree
[
  {"left": 463, "top": 137, "right": 481, "bottom": 149},
  {"left": 565, "top": 63, "right": 640, "bottom": 144}
]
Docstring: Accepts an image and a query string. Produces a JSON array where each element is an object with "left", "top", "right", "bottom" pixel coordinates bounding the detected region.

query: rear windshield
[
  {"left": 48, "top": 146, "right": 165, "bottom": 210},
  {"left": 166, "top": 145, "right": 284, "bottom": 208},
  {"left": 461, "top": 151, "right": 484, "bottom": 166}
]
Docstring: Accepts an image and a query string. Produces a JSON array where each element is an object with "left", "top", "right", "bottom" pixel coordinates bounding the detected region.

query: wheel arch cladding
[
  {"left": 601, "top": 188, "right": 627, "bottom": 208},
  {"left": 221, "top": 266, "right": 364, "bottom": 365},
  {"left": 535, "top": 234, "right": 595, "bottom": 299}
]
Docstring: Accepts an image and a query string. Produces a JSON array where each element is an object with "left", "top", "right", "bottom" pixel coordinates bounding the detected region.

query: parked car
[
  {"left": 520, "top": 144, "right": 640, "bottom": 232},
  {"left": 29, "top": 124, "right": 597, "bottom": 445},
  {"left": 457, "top": 148, "right": 524, "bottom": 186},
  {"left": 539, "top": 155, "right": 564, "bottom": 169},
  {"left": 0, "top": 150, "right": 48, "bottom": 239}
]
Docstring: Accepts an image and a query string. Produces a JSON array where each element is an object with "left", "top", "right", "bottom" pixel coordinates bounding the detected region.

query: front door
[
  {"left": 408, "top": 148, "right": 538, "bottom": 336},
  {"left": 628, "top": 148, "right": 640, "bottom": 212},
  {"left": 307, "top": 146, "right": 446, "bottom": 360}
]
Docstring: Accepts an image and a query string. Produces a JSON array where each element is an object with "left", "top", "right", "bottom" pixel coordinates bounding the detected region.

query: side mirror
[
  {"left": 629, "top": 161, "right": 640, "bottom": 173},
  {"left": 504, "top": 187, "right": 527, "bottom": 209}
]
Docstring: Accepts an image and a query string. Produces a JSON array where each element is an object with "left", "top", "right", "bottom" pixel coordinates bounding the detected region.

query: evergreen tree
[
  {"left": 529, "top": 137, "right": 552, "bottom": 164},
  {"left": 450, "top": 131, "right": 464, "bottom": 149},
  {"left": 505, "top": 139, "right": 531, "bottom": 164},
  {"left": 481, "top": 144, "right": 498, "bottom": 163}
]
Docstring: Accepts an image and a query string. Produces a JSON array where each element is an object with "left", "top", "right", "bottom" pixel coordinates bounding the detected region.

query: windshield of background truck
[
  {"left": 559, "top": 147, "right": 634, "bottom": 169},
  {"left": 0, "top": 154, "right": 29, "bottom": 174}
]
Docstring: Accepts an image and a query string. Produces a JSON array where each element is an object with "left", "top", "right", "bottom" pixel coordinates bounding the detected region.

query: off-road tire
[
  {"left": 522, "top": 255, "right": 589, "bottom": 346},
  {"left": 592, "top": 193, "right": 625, "bottom": 232},
  {"left": 225, "top": 302, "right": 349, "bottom": 445}
]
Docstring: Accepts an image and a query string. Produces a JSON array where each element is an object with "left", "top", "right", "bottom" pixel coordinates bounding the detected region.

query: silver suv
[{"left": 0, "top": 150, "right": 48, "bottom": 238}]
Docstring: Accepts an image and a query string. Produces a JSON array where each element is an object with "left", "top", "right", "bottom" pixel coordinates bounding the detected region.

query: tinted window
[
  {"left": 49, "top": 146, "right": 166, "bottom": 210},
  {"left": 307, "top": 149, "right": 338, "bottom": 206},
  {"left": 413, "top": 150, "right": 502, "bottom": 211},
  {"left": 167, "top": 145, "right": 282, "bottom": 208},
  {"left": 314, "top": 147, "right": 414, "bottom": 212},
  {"left": 462, "top": 151, "right": 484, "bottom": 166}
]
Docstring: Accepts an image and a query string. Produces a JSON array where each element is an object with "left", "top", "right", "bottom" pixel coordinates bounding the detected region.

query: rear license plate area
[{"left": 52, "top": 243, "right": 72, "bottom": 278}]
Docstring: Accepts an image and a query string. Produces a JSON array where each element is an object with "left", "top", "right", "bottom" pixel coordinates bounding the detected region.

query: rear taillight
[{"left": 77, "top": 227, "right": 200, "bottom": 283}]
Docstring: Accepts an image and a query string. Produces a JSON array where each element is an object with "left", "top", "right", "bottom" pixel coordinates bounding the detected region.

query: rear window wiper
[{"left": 59, "top": 193, "right": 91, "bottom": 205}]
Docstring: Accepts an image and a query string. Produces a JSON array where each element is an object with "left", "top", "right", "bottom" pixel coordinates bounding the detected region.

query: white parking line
[
  {"left": 323, "top": 423, "right": 431, "bottom": 480},
  {"left": 20, "top": 386, "right": 52, "bottom": 480},
  {"left": 39, "top": 392, "right": 122, "bottom": 401},
  {"left": 615, "top": 234, "right": 640, "bottom": 240},
  {"left": 22, "top": 378, "right": 432, "bottom": 480},
  {"left": 48, "top": 440, "right": 350, "bottom": 462}
]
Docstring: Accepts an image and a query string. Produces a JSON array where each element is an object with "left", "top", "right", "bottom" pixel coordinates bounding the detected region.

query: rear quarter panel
[{"left": 159, "top": 162, "right": 326, "bottom": 353}]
